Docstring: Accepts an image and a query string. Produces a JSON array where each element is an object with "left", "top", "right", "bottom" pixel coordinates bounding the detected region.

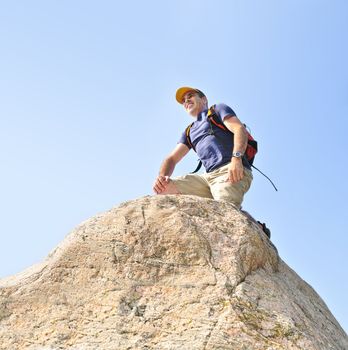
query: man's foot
[
  {"left": 239, "top": 209, "right": 271, "bottom": 239},
  {"left": 257, "top": 221, "right": 271, "bottom": 239},
  {"left": 154, "top": 176, "right": 180, "bottom": 195}
]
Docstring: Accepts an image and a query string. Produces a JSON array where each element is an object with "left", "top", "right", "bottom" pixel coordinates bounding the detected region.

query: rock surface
[{"left": 0, "top": 195, "right": 347, "bottom": 350}]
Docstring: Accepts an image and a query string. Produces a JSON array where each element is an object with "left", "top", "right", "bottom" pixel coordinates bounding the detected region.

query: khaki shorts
[{"left": 172, "top": 164, "right": 253, "bottom": 208}]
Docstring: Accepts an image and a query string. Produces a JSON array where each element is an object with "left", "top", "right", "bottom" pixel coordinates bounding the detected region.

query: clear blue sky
[{"left": 1, "top": 0, "right": 347, "bottom": 332}]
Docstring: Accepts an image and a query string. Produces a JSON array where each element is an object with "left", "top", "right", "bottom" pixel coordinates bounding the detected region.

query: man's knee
[
  {"left": 216, "top": 191, "right": 243, "bottom": 208},
  {"left": 211, "top": 175, "right": 252, "bottom": 207}
]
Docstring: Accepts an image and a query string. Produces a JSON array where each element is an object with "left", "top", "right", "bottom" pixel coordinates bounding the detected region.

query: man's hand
[
  {"left": 153, "top": 144, "right": 190, "bottom": 194},
  {"left": 226, "top": 158, "right": 244, "bottom": 183},
  {"left": 153, "top": 175, "right": 170, "bottom": 194}
]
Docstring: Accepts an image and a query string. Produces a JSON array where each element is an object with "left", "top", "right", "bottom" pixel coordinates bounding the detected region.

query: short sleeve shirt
[{"left": 178, "top": 103, "right": 251, "bottom": 172}]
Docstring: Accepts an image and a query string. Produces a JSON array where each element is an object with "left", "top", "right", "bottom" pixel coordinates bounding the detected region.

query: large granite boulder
[{"left": 0, "top": 195, "right": 347, "bottom": 349}]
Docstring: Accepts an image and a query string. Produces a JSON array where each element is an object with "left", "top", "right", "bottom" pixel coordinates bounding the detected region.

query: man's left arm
[{"left": 223, "top": 115, "right": 248, "bottom": 183}]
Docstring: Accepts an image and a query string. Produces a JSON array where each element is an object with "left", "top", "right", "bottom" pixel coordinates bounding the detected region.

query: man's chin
[{"left": 187, "top": 109, "right": 198, "bottom": 117}]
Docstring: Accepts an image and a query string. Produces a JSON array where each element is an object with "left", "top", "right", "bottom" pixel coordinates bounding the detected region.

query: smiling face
[{"left": 182, "top": 90, "right": 208, "bottom": 117}]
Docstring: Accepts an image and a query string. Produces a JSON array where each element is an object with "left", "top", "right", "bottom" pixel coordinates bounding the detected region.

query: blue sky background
[{"left": 0, "top": 0, "right": 347, "bottom": 332}]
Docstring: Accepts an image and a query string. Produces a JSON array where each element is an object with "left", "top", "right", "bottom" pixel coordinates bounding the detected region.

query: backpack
[{"left": 185, "top": 104, "right": 278, "bottom": 191}]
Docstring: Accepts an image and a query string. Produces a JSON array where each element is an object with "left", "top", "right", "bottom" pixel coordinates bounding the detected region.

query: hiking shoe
[{"left": 257, "top": 221, "right": 271, "bottom": 239}]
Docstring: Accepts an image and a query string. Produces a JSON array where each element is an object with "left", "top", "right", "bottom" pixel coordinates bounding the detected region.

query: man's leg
[
  {"left": 206, "top": 164, "right": 253, "bottom": 208},
  {"left": 205, "top": 165, "right": 271, "bottom": 239},
  {"left": 159, "top": 173, "right": 213, "bottom": 199}
]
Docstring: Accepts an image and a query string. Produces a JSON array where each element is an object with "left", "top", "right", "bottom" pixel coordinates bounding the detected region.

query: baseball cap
[{"left": 175, "top": 87, "right": 205, "bottom": 104}]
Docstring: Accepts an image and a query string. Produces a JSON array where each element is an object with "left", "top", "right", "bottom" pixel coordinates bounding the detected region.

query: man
[{"left": 153, "top": 86, "right": 253, "bottom": 209}]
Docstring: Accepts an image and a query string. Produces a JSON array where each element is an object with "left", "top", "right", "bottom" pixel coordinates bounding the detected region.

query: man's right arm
[{"left": 153, "top": 143, "right": 190, "bottom": 194}]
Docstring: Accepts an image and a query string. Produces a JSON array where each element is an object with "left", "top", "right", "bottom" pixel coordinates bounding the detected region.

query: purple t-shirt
[{"left": 178, "top": 103, "right": 251, "bottom": 172}]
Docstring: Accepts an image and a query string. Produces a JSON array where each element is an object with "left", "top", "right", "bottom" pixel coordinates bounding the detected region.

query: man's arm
[
  {"left": 223, "top": 115, "right": 248, "bottom": 183},
  {"left": 153, "top": 143, "right": 190, "bottom": 194}
]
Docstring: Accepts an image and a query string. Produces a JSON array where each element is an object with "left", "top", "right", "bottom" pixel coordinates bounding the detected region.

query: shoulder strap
[
  {"left": 207, "top": 105, "right": 215, "bottom": 118},
  {"left": 185, "top": 123, "right": 202, "bottom": 173},
  {"left": 185, "top": 122, "right": 195, "bottom": 151},
  {"left": 208, "top": 105, "right": 229, "bottom": 131}
]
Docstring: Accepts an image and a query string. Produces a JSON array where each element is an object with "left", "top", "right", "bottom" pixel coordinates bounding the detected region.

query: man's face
[{"left": 182, "top": 91, "right": 207, "bottom": 117}]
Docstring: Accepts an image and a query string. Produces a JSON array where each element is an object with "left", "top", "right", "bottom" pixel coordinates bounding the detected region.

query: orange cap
[{"left": 175, "top": 86, "right": 205, "bottom": 104}]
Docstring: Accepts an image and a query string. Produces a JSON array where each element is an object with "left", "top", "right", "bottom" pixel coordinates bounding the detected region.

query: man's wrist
[{"left": 232, "top": 151, "right": 244, "bottom": 159}]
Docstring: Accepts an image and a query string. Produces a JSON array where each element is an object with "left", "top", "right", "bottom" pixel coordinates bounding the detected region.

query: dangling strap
[
  {"left": 251, "top": 164, "right": 278, "bottom": 191},
  {"left": 191, "top": 160, "right": 203, "bottom": 174}
]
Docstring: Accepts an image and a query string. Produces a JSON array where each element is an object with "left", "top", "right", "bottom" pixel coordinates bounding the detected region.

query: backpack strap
[
  {"left": 251, "top": 164, "right": 278, "bottom": 192},
  {"left": 185, "top": 122, "right": 195, "bottom": 151},
  {"left": 207, "top": 105, "right": 228, "bottom": 131},
  {"left": 191, "top": 160, "right": 203, "bottom": 173},
  {"left": 185, "top": 122, "right": 202, "bottom": 173}
]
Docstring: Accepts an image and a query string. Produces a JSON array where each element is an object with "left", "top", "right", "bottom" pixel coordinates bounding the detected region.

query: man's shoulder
[
  {"left": 212, "top": 103, "right": 236, "bottom": 118},
  {"left": 212, "top": 102, "right": 232, "bottom": 110}
]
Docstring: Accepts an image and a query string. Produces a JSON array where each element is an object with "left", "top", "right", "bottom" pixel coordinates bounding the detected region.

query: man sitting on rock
[{"left": 153, "top": 86, "right": 270, "bottom": 237}]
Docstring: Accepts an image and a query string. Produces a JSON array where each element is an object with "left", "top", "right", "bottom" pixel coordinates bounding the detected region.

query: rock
[{"left": 0, "top": 195, "right": 347, "bottom": 350}]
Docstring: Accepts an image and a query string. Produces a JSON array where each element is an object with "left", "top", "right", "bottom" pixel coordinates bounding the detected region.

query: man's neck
[{"left": 193, "top": 107, "right": 208, "bottom": 120}]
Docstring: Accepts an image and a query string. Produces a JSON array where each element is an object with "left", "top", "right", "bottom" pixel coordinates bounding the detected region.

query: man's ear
[{"left": 202, "top": 96, "right": 208, "bottom": 106}]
